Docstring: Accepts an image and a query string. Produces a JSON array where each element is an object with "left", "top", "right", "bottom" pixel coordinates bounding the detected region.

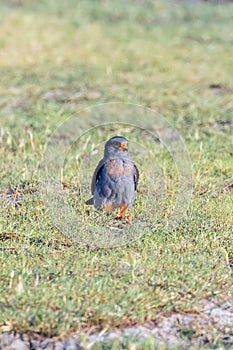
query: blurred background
[{"left": 0, "top": 0, "right": 232, "bottom": 115}]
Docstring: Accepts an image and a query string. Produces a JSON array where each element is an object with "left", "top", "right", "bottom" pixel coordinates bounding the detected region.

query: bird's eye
[{"left": 113, "top": 141, "right": 120, "bottom": 147}]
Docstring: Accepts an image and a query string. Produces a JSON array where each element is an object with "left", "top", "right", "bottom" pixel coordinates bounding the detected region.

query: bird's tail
[{"left": 85, "top": 197, "right": 94, "bottom": 205}]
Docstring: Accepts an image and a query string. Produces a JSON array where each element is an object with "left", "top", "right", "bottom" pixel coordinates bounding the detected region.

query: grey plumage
[{"left": 86, "top": 136, "right": 139, "bottom": 214}]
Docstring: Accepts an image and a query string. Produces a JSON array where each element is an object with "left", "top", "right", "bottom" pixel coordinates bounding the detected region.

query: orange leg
[
  {"left": 126, "top": 212, "right": 133, "bottom": 225},
  {"left": 102, "top": 202, "right": 133, "bottom": 225},
  {"left": 115, "top": 204, "right": 128, "bottom": 220},
  {"left": 102, "top": 203, "right": 113, "bottom": 212}
]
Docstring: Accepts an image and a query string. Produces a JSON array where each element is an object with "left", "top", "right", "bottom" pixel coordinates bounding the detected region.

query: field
[{"left": 0, "top": 0, "right": 232, "bottom": 349}]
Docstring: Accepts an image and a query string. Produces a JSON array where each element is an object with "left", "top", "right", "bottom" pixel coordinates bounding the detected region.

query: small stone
[
  {"left": 9, "top": 338, "right": 29, "bottom": 350},
  {"left": 64, "top": 337, "right": 80, "bottom": 350},
  {"left": 54, "top": 339, "right": 65, "bottom": 350}
]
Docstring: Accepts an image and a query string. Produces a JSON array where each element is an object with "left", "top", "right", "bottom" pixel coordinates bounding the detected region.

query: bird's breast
[{"left": 106, "top": 159, "right": 133, "bottom": 177}]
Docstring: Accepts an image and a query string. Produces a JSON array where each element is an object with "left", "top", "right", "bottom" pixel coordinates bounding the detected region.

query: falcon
[{"left": 86, "top": 136, "right": 139, "bottom": 222}]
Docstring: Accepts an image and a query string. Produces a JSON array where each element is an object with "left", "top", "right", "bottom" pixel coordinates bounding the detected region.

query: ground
[{"left": 0, "top": 0, "right": 232, "bottom": 349}]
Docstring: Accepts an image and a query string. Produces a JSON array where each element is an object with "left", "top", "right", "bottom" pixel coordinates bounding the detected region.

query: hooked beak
[{"left": 120, "top": 142, "right": 128, "bottom": 151}]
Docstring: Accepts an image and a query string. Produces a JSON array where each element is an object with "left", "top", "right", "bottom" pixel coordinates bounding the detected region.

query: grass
[{"left": 0, "top": 0, "right": 233, "bottom": 347}]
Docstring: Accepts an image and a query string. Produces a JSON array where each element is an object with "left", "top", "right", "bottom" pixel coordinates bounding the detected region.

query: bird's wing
[
  {"left": 133, "top": 164, "right": 139, "bottom": 191},
  {"left": 86, "top": 159, "right": 105, "bottom": 205},
  {"left": 91, "top": 158, "right": 105, "bottom": 194}
]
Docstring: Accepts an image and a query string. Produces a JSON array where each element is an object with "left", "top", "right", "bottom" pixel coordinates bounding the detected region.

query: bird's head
[{"left": 104, "top": 136, "right": 129, "bottom": 158}]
